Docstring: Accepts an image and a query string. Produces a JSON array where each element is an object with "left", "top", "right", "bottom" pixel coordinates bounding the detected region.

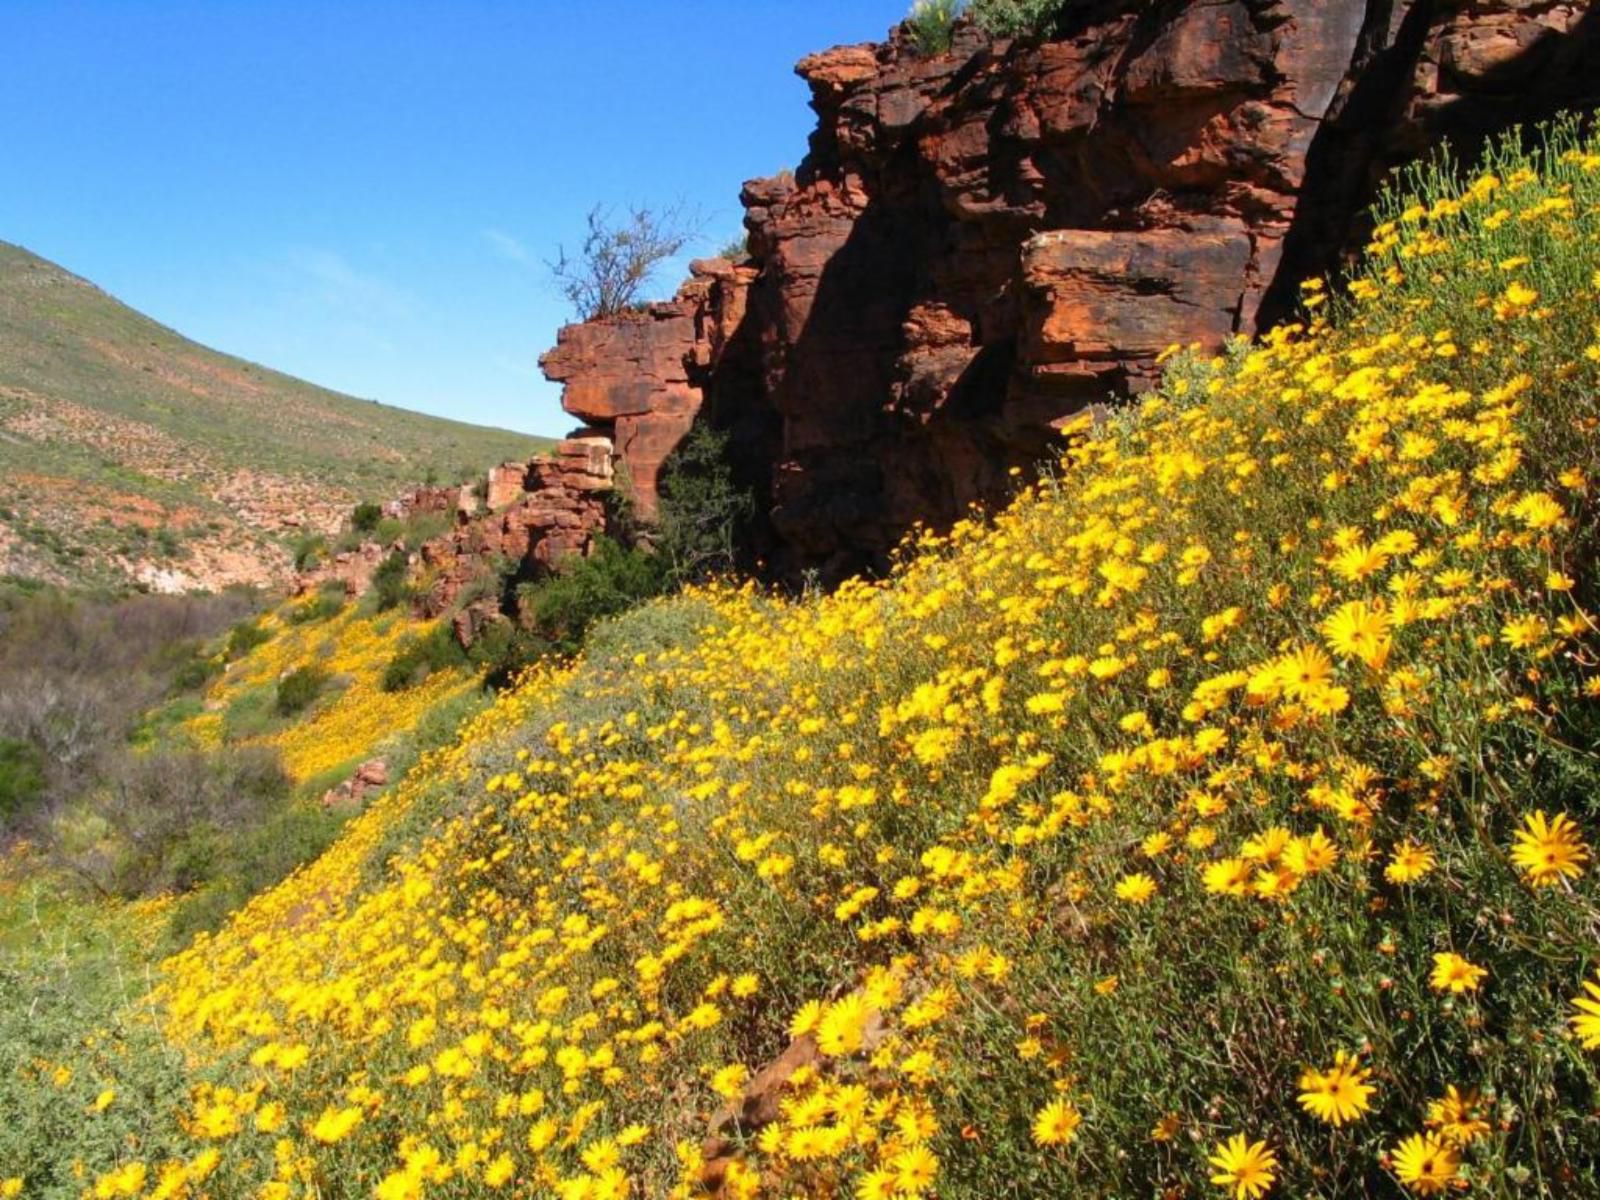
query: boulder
[{"left": 321, "top": 758, "right": 390, "bottom": 810}]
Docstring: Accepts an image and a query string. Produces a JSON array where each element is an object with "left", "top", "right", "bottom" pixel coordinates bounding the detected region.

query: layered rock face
[
  {"left": 540, "top": 259, "right": 757, "bottom": 519},
  {"left": 543, "top": 0, "right": 1599, "bottom": 579},
  {"left": 297, "top": 437, "right": 614, "bottom": 644},
  {"left": 415, "top": 437, "right": 613, "bottom": 620}
]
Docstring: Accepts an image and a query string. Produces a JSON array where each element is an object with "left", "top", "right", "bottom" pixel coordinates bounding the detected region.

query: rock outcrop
[
  {"left": 541, "top": 0, "right": 1600, "bottom": 580},
  {"left": 320, "top": 758, "right": 388, "bottom": 810},
  {"left": 414, "top": 437, "right": 613, "bottom": 620},
  {"left": 296, "top": 437, "right": 615, "bottom": 644},
  {"left": 540, "top": 259, "right": 758, "bottom": 518}
]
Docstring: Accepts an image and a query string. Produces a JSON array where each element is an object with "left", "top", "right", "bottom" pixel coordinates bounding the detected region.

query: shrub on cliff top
[
  {"left": 547, "top": 202, "right": 704, "bottom": 320},
  {"left": 905, "top": 0, "right": 1067, "bottom": 50},
  {"left": 907, "top": 0, "right": 962, "bottom": 54},
  {"left": 967, "top": 0, "right": 1068, "bottom": 38}
]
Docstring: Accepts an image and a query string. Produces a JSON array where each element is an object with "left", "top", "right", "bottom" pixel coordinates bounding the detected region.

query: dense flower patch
[
  {"left": 11, "top": 123, "right": 1600, "bottom": 1200},
  {"left": 183, "top": 606, "right": 473, "bottom": 782}
]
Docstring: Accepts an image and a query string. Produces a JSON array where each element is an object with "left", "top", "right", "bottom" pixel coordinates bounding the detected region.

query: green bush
[
  {"left": 654, "top": 424, "right": 752, "bottom": 584},
  {"left": 463, "top": 621, "right": 550, "bottom": 692},
  {"left": 351, "top": 501, "right": 384, "bottom": 533},
  {"left": 291, "top": 533, "right": 328, "bottom": 572},
  {"left": 285, "top": 582, "right": 347, "bottom": 626},
  {"left": 274, "top": 664, "right": 330, "bottom": 716},
  {"left": 382, "top": 624, "right": 470, "bottom": 692},
  {"left": 169, "top": 652, "right": 223, "bottom": 693},
  {"left": 0, "top": 736, "right": 45, "bottom": 828},
  {"left": 225, "top": 618, "right": 272, "bottom": 661},
  {"left": 519, "top": 537, "right": 665, "bottom": 654},
  {"left": 370, "top": 549, "right": 411, "bottom": 612},
  {"left": 165, "top": 801, "right": 349, "bottom": 945},
  {"left": 967, "top": 0, "right": 1066, "bottom": 37},
  {"left": 906, "top": 0, "right": 962, "bottom": 54},
  {"left": 400, "top": 512, "right": 451, "bottom": 551}
]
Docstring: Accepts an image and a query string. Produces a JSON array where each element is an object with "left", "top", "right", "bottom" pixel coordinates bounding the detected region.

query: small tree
[
  {"left": 351, "top": 502, "right": 383, "bottom": 534},
  {"left": 548, "top": 203, "right": 702, "bottom": 320},
  {"left": 371, "top": 550, "right": 410, "bottom": 612},
  {"left": 655, "top": 425, "right": 752, "bottom": 584}
]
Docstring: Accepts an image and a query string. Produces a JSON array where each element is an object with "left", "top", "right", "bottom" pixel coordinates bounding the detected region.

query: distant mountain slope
[{"left": 0, "top": 240, "right": 551, "bottom": 591}]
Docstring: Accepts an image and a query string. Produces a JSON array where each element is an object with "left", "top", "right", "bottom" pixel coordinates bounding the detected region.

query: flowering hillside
[
  {"left": 13, "top": 123, "right": 1600, "bottom": 1200},
  {"left": 179, "top": 602, "right": 476, "bottom": 784}
]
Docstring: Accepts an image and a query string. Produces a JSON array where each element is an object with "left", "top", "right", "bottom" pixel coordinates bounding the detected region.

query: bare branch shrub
[{"left": 547, "top": 203, "right": 703, "bottom": 320}]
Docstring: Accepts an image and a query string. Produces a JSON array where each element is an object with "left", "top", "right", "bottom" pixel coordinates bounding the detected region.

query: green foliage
[
  {"left": 291, "top": 532, "right": 328, "bottom": 572},
  {"left": 226, "top": 618, "right": 272, "bottom": 661},
  {"left": 0, "top": 736, "right": 45, "bottom": 827},
  {"left": 654, "top": 423, "right": 753, "bottom": 584},
  {"left": 274, "top": 664, "right": 330, "bottom": 716},
  {"left": 382, "top": 623, "right": 470, "bottom": 693},
  {"left": 169, "top": 652, "right": 222, "bottom": 693},
  {"left": 906, "top": 0, "right": 963, "bottom": 54},
  {"left": 459, "top": 621, "right": 546, "bottom": 692},
  {"left": 164, "top": 802, "right": 349, "bottom": 945},
  {"left": 285, "top": 582, "right": 347, "bottom": 625},
  {"left": 0, "top": 879, "right": 193, "bottom": 1199},
  {"left": 519, "top": 537, "right": 666, "bottom": 654},
  {"left": 581, "top": 591, "right": 727, "bottom": 671},
  {"left": 219, "top": 683, "right": 278, "bottom": 743},
  {"left": 967, "top": 0, "right": 1066, "bottom": 37},
  {"left": 717, "top": 233, "right": 750, "bottom": 261},
  {"left": 370, "top": 549, "right": 411, "bottom": 612},
  {"left": 351, "top": 501, "right": 384, "bottom": 533},
  {"left": 399, "top": 511, "right": 451, "bottom": 551}
]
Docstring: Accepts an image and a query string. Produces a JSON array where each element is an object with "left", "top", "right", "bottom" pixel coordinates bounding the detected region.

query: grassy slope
[
  {"left": 10, "top": 127, "right": 1600, "bottom": 1199},
  {"left": 0, "top": 241, "right": 551, "bottom": 590}
]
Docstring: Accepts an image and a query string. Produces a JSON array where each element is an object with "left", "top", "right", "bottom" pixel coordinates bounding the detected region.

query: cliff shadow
[{"left": 1259, "top": 0, "right": 1600, "bottom": 326}]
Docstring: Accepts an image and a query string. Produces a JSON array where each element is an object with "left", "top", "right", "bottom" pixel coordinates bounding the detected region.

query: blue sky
[{"left": 0, "top": 1, "right": 908, "bottom": 436}]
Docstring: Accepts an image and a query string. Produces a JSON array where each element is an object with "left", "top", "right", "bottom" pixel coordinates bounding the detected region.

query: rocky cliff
[
  {"left": 297, "top": 437, "right": 613, "bottom": 643},
  {"left": 541, "top": 0, "right": 1599, "bottom": 580}
]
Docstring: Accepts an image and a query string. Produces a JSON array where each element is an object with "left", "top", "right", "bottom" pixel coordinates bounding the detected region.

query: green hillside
[{"left": 0, "top": 241, "right": 551, "bottom": 591}]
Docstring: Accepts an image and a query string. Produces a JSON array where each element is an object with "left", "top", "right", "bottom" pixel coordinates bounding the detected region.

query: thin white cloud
[
  {"left": 282, "top": 248, "right": 418, "bottom": 322},
  {"left": 483, "top": 227, "right": 532, "bottom": 265}
]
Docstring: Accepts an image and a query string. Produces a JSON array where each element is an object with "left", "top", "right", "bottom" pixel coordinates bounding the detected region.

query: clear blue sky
[{"left": 0, "top": 1, "right": 908, "bottom": 436}]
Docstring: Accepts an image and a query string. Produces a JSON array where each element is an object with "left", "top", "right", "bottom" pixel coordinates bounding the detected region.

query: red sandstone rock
[
  {"left": 293, "top": 540, "right": 391, "bottom": 599},
  {"left": 539, "top": 262, "right": 751, "bottom": 517},
  {"left": 321, "top": 757, "right": 389, "bottom": 809},
  {"left": 485, "top": 461, "right": 529, "bottom": 510},
  {"left": 541, "top": 1, "right": 1598, "bottom": 580},
  {"left": 700, "top": 1034, "right": 821, "bottom": 1194},
  {"left": 294, "top": 438, "right": 615, "bottom": 645}
]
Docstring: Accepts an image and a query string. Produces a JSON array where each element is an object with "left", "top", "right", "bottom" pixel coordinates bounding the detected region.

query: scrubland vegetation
[
  {"left": 907, "top": 0, "right": 1067, "bottom": 53},
  {"left": 8, "top": 122, "right": 1600, "bottom": 1200}
]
